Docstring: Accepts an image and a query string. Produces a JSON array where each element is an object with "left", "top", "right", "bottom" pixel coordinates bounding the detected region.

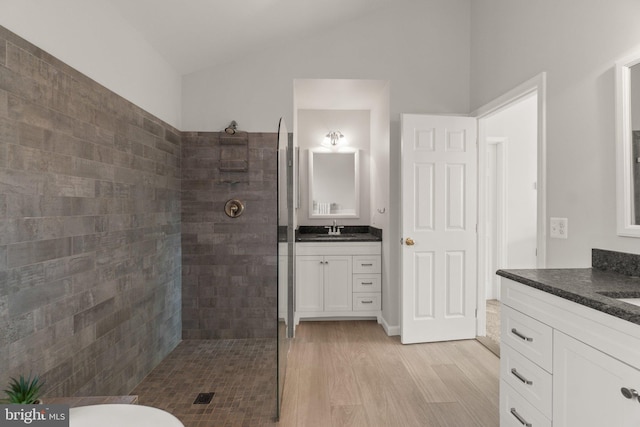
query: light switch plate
[{"left": 550, "top": 217, "right": 568, "bottom": 239}]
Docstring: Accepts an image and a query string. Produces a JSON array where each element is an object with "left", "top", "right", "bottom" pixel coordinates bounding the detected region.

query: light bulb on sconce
[{"left": 325, "top": 130, "right": 344, "bottom": 146}]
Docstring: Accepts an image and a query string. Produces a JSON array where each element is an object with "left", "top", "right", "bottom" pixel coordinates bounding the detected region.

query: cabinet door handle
[
  {"left": 361, "top": 263, "right": 373, "bottom": 267},
  {"left": 621, "top": 387, "right": 639, "bottom": 399},
  {"left": 361, "top": 282, "right": 373, "bottom": 285},
  {"left": 511, "top": 328, "right": 533, "bottom": 342},
  {"left": 510, "top": 408, "right": 532, "bottom": 427},
  {"left": 511, "top": 368, "right": 533, "bottom": 385},
  {"left": 361, "top": 300, "right": 374, "bottom": 304}
]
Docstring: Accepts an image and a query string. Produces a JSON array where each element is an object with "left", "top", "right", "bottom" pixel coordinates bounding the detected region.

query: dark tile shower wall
[
  {"left": 0, "top": 26, "right": 182, "bottom": 396},
  {"left": 181, "top": 132, "right": 277, "bottom": 339}
]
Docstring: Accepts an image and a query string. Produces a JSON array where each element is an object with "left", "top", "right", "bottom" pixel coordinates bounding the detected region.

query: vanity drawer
[
  {"left": 353, "top": 274, "right": 381, "bottom": 292},
  {"left": 353, "top": 256, "right": 381, "bottom": 274},
  {"left": 502, "top": 305, "right": 553, "bottom": 372},
  {"left": 501, "top": 343, "right": 552, "bottom": 418},
  {"left": 353, "top": 293, "right": 381, "bottom": 311},
  {"left": 500, "top": 381, "right": 551, "bottom": 427}
]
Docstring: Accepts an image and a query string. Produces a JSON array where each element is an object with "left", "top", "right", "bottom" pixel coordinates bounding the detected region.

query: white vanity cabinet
[
  {"left": 554, "top": 331, "right": 640, "bottom": 427},
  {"left": 296, "top": 255, "right": 326, "bottom": 312},
  {"left": 500, "top": 278, "right": 640, "bottom": 427},
  {"left": 296, "top": 255, "right": 352, "bottom": 312},
  {"left": 295, "top": 242, "right": 381, "bottom": 324},
  {"left": 500, "top": 306, "right": 552, "bottom": 426}
]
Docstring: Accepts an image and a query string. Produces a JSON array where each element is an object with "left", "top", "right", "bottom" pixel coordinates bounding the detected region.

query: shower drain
[{"left": 193, "top": 392, "right": 215, "bottom": 405}]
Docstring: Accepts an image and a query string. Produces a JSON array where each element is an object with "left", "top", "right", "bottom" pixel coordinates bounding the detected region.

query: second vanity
[
  {"left": 294, "top": 226, "right": 382, "bottom": 325},
  {"left": 497, "top": 249, "right": 640, "bottom": 427}
]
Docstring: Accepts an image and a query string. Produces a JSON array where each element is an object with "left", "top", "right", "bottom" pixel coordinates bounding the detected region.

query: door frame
[
  {"left": 484, "top": 137, "right": 508, "bottom": 301},
  {"left": 472, "top": 72, "right": 547, "bottom": 337}
]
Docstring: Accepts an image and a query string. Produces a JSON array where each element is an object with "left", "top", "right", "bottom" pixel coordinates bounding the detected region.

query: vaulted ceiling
[{"left": 107, "top": 0, "right": 397, "bottom": 75}]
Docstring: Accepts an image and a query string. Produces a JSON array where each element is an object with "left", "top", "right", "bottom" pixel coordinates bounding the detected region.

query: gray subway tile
[
  {"left": 7, "top": 237, "right": 72, "bottom": 268},
  {"left": 0, "top": 39, "right": 5, "bottom": 67}
]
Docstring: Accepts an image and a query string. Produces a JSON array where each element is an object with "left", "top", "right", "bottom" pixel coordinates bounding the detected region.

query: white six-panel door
[{"left": 401, "top": 114, "right": 477, "bottom": 344}]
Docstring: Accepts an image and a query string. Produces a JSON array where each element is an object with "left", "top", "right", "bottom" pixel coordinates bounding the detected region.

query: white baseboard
[{"left": 380, "top": 316, "right": 400, "bottom": 336}]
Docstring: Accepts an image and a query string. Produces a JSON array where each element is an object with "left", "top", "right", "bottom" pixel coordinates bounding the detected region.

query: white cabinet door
[
  {"left": 323, "top": 255, "right": 352, "bottom": 312},
  {"left": 554, "top": 331, "right": 640, "bottom": 427},
  {"left": 296, "top": 255, "right": 324, "bottom": 312}
]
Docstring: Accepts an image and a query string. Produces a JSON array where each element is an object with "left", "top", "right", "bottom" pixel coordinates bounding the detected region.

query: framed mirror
[
  {"left": 309, "top": 150, "right": 359, "bottom": 218},
  {"left": 616, "top": 53, "right": 640, "bottom": 237}
]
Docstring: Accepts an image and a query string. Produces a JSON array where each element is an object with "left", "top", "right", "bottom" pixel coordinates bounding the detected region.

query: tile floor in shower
[{"left": 131, "top": 338, "right": 277, "bottom": 427}]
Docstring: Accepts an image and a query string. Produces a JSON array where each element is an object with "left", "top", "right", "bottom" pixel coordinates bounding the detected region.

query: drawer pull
[
  {"left": 511, "top": 328, "right": 533, "bottom": 342},
  {"left": 511, "top": 368, "right": 533, "bottom": 385},
  {"left": 361, "top": 263, "right": 373, "bottom": 267},
  {"left": 510, "top": 408, "right": 532, "bottom": 427},
  {"left": 361, "top": 282, "right": 373, "bottom": 285},
  {"left": 361, "top": 300, "right": 374, "bottom": 304}
]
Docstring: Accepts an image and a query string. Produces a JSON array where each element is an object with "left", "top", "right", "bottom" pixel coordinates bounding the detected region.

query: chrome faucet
[{"left": 325, "top": 220, "right": 344, "bottom": 235}]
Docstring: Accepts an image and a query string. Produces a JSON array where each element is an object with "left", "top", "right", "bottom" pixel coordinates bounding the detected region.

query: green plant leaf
[{"left": 3, "top": 374, "right": 44, "bottom": 404}]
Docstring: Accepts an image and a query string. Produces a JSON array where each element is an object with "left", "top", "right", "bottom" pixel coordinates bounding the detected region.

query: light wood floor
[{"left": 278, "top": 321, "right": 500, "bottom": 427}]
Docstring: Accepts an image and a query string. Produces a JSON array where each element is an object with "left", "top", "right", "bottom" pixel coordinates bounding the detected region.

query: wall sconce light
[
  {"left": 326, "top": 130, "right": 344, "bottom": 146},
  {"left": 224, "top": 120, "right": 238, "bottom": 135}
]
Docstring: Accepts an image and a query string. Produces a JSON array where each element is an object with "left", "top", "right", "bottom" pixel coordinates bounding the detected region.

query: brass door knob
[{"left": 405, "top": 237, "right": 415, "bottom": 246}]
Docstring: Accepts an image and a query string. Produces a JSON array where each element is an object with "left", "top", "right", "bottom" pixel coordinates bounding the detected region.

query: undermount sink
[{"left": 597, "top": 291, "right": 640, "bottom": 307}]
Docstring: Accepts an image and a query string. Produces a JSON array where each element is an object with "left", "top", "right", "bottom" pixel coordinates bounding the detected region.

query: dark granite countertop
[
  {"left": 497, "top": 268, "right": 640, "bottom": 326},
  {"left": 295, "top": 226, "right": 382, "bottom": 242}
]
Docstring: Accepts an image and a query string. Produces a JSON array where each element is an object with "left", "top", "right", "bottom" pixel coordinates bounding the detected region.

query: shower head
[{"left": 224, "top": 120, "right": 238, "bottom": 135}]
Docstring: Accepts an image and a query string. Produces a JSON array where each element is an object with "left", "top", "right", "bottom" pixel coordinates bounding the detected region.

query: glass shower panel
[{"left": 277, "top": 118, "right": 294, "bottom": 419}]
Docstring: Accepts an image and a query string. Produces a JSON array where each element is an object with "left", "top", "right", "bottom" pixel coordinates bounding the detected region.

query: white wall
[
  {"left": 369, "top": 84, "right": 394, "bottom": 332},
  {"left": 297, "top": 110, "right": 371, "bottom": 225},
  {"left": 631, "top": 65, "right": 640, "bottom": 130},
  {"left": 182, "top": 0, "right": 471, "bottom": 132},
  {"left": 485, "top": 95, "right": 538, "bottom": 269},
  {"left": 471, "top": 0, "right": 640, "bottom": 265},
  {"left": 0, "top": 0, "right": 182, "bottom": 128}
]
